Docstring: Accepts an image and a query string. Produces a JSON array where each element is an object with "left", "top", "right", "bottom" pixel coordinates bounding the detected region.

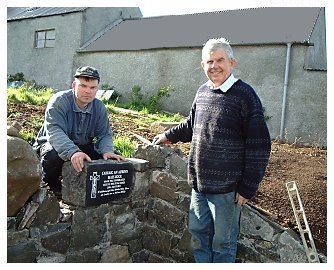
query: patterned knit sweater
[{"left": 165, "top": 79, "right": 271, "bottom": 199}]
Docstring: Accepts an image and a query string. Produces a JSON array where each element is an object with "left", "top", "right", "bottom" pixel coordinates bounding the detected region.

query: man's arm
[
  {"left": 237, "top": 89, "right": 271, "bottom": 199},
  {"left": 46, "top": 99, "right": 81, "bottom": 161}
]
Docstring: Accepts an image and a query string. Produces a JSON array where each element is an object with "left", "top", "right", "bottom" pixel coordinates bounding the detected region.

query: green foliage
[
  {"left": 129, "top": 85, "right": 144, "bottom": 110},
  {"left": 128, "top": 85, "right": 173, "bottom": 113},
  {"left": 104, "top": 103, "right": 119, "bottom": 114},
  {"left": 7, "top": 85, "right": 53, "bottom": 105},
  {"left": 101, "top": 83, "right": 114, "bottom": 90},
  {"left": 19, "top": 130, "right": 36, "bottom": 145},
  {"left": 114, "top": 135, "right": 136, "bottom": 158},
  {"left": 146, "top": 85, "right": 172, "bottom": 113},
  {"left": 147, "top": 112, "right": 184, "bottom": 123},
  {"left": 7, "top": 72, "right": 25, "bottom": 82}
]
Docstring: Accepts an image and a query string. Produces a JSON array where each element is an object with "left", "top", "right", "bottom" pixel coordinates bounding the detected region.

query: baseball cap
[{"left": 74, "top": 66, "right": 100, "bottom": 82}]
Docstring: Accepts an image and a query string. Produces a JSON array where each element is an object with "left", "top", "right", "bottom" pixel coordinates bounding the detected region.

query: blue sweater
[
  {"left": 165, "top": 80, "right": 271, "bottom": 199},
  {"left": 33, "top": 89, "right": 114, "bottom": 161}
]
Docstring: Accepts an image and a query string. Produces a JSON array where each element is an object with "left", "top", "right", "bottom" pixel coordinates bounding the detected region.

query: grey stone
[
  {"left": 7, "top": 217, "right": 16, "bottom": 230},
  {"left": 237, "top": 239, "right": 275, "bottom": 263},
  {"left": 278, "top": 230, "right": 308, "bottom": 262},
  {"left": 152, "top": 199, "right": 185, "bottom": 234},
  {"left": 31, "top": 189, "right": 61, "bottom": 227},
  {"left": 240, "top": 205, "right": 275, "bottom": 242},
  {"left": 177, "top": 229, "right": 192, "bottom": 253},
  {"left": 131, "top": 250, "right": 149, "bottom": 263},
  {"left": 7, "top": 229, "right": 29, "bottom": 246},
  {"left": 70, "top": 205, "right": 109, "bottom": 250},
  {"left": 142, "top": 225, "right": 171, "bottom": 257},
  {"left": 7, "top": 136, "right": 40, "bottom": 216},
  {"left": 169, "top": 248, "right": 194, "bottom": 263},
  {"left": 30, "top": 222, "right": 71, "bottom": 238},
  {"left": 134, "top": 145, "right": 167, "bottom": 168},
  {"left": 132, "top": 171, "right": 150, "bottom": 199},
  {"left": 237, "top": 236, "right": 280, "bottom": 262},
  {"left": 148, "top": 252, "right": 176, "bottom": 263},
  {"left": 178, "top": 179, "right": 191, "bottom": 194},
  {"left": 7, "top": 124, "right": 21, "bottom": 138},
  {"left": 169, "top": 153, "right": 188, "bottom": 179},
  {"left": 175, "top": 193, "right": 191, "bottom": 212},
  {"left": 127, "top": 157, "right": 150, "bottom": 172},
  {"left": 152, "top": 170, "right": 178, "bottom": 190},
  {"left": 18, "top": 201, "right": 39, "bottom": 229},
  {"left": 37, "top": 255, "right": 66, "bottom": 263},
  {"left": 41, "top": 227, "right": 70, "bottom": 254},
  {"left": 100, "top": 245, "right": 130, "bottom": 263},
  {"left": 107, "top": 211, "right": 141, "bottom": 243},
  {"left": 62, "top": 161, "right": 87, "bottom": 206},
  {"left": 128, "top": 238, "right": 143, "bottom": 255},
  {"left": 150, "top": 181, "right": 178, "bottom": 204},
  {"left": 65, "top": 249, "right": 100, "bottom": 263},
  {"left": 7, "top": 240, "right": 40, "bottom": 263}
]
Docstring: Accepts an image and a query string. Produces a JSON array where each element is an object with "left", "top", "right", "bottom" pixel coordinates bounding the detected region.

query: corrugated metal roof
[
  {"left": 7, "top": 7, "right": 87, "bottom": 21},
  {"left": 81, "top": 7, "right": 322, "bottom": 51}
]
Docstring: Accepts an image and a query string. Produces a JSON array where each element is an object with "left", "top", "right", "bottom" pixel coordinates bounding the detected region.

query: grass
[{"left": 7, "top": 85, "right": 53, "bottom": 105}]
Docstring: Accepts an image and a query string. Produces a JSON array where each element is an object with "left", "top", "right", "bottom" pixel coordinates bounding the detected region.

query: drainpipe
[{"left": 279, "top": 43, "right": 292, "bottom": 140}]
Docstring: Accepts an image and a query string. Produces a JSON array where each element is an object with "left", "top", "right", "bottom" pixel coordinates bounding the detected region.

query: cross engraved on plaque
[{"left": 90, "top": 171, "right": 100, "bottom": 198}]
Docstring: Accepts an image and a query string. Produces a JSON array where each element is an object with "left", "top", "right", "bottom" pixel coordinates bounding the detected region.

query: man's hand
[
  {"left": 71, "top": 152, "right": 92, "bottom": 173},
  {"left": 102, "top": 152, "right": 126, "bottom": 162},
  {"left": 152, "top": 133, "right": 170, "bottom": 145},
  {"left": 235, "top": 192, "right": 248, "bottom": 206}
]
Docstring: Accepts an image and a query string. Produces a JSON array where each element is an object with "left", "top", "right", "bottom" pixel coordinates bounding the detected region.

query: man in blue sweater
[
  {"left": 33, "top": 66, "right": 125, "bottom": 196},
  {"left": 152, "top": 38, "right": 271, "bottom": 263}
]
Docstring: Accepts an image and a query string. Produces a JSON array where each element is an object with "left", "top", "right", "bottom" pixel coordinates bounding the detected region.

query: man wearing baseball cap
[{"left": 33, "top": 66, "right": 125, "bottom": 197}]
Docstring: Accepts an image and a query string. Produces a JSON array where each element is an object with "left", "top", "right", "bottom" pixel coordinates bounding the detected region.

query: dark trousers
[{"left": 39, "top": 143, "right": 103, "bottom": 192}]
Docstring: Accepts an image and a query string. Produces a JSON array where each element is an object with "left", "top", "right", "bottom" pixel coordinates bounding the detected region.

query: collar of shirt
[{"left": 207, "top": 74, "right": 238, "bottom": 93}]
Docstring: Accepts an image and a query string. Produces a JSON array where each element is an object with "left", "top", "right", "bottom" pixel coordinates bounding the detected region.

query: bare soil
[{"left": 7, "top": 102, "right": 327, "bottom": 255}]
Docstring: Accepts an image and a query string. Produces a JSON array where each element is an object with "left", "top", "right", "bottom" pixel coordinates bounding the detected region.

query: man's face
[
  {"left": 201, "top": 48, "right": 236, "bottom": 88},
  {"left": 72, "top": 77, "right": 99, "bottom": 109}
]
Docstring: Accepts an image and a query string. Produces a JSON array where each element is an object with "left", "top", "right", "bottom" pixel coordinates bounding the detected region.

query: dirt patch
[{"left": 7, "top": 101, "right": 327, "bottom": 255}]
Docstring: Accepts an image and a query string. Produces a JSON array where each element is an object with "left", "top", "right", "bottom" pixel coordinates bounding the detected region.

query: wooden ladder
[{"left": 286, "top": 181, "right": 320, "bottom": 263}]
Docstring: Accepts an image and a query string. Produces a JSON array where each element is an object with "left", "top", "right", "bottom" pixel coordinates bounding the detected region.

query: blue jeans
[{"left": 188, "top": 189, "right": 241, "bottom": 263}]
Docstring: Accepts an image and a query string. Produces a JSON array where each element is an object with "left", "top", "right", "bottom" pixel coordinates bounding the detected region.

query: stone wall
[{"left": 7, "top": 144, "right": 325, "bottom": 263}]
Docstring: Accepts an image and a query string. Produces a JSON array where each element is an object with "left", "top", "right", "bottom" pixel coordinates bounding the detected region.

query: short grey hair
[{"left": 202, "top": 38, "right": 234, "bottom": 60}]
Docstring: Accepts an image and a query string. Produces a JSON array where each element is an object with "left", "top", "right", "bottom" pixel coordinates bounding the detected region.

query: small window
[{"left": 35, "top": 29, "right": 55, "bottom": 48}]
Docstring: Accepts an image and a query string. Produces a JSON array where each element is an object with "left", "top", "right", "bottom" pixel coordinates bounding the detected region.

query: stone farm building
[{"left": 7, "top": 7, "right": 327, "bottom": 146}]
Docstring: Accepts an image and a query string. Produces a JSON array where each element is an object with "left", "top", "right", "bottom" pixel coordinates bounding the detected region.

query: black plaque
[{"left": 85, "top": 161, "right": 134, "bottom": 206}]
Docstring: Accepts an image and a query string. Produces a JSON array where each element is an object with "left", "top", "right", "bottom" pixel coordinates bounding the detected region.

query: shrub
[
  {"left": 7, "top": 72, "right": 25, "bottom": 82},
  {"left": 114, "top": 135, "right": 136, "bottom": 158}
]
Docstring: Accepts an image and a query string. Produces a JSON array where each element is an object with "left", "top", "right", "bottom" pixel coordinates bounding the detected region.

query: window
[{"left": 35, "top": 29, "right": 55, "bottom": 48}]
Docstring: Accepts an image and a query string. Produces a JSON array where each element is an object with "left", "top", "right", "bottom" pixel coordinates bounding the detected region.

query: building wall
[
  {"left": 7, "top": 7, "right": 143, "bottom": 91},
  {"left": 7, "top": 12, "right": 83, "bottom": 90},
  {"left": 75, "top": 44, "right": 326, "bottom": 146},
  {"left": 81, "top": 7, "right": 142, "bottom": 45}
]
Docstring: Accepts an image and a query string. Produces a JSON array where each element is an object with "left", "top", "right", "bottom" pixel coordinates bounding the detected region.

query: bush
[
  {"left": 7, "top": 72, "right": 25, "bottom": 82},
  {"left": 114, "top": 135, "right": 136, "bottom": 158},
  {"left": 128, "top": 85, "right": 173, "bottom": 113},
  {"left": 129, "top": 85, "right": 144, "bottom": 110}
]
